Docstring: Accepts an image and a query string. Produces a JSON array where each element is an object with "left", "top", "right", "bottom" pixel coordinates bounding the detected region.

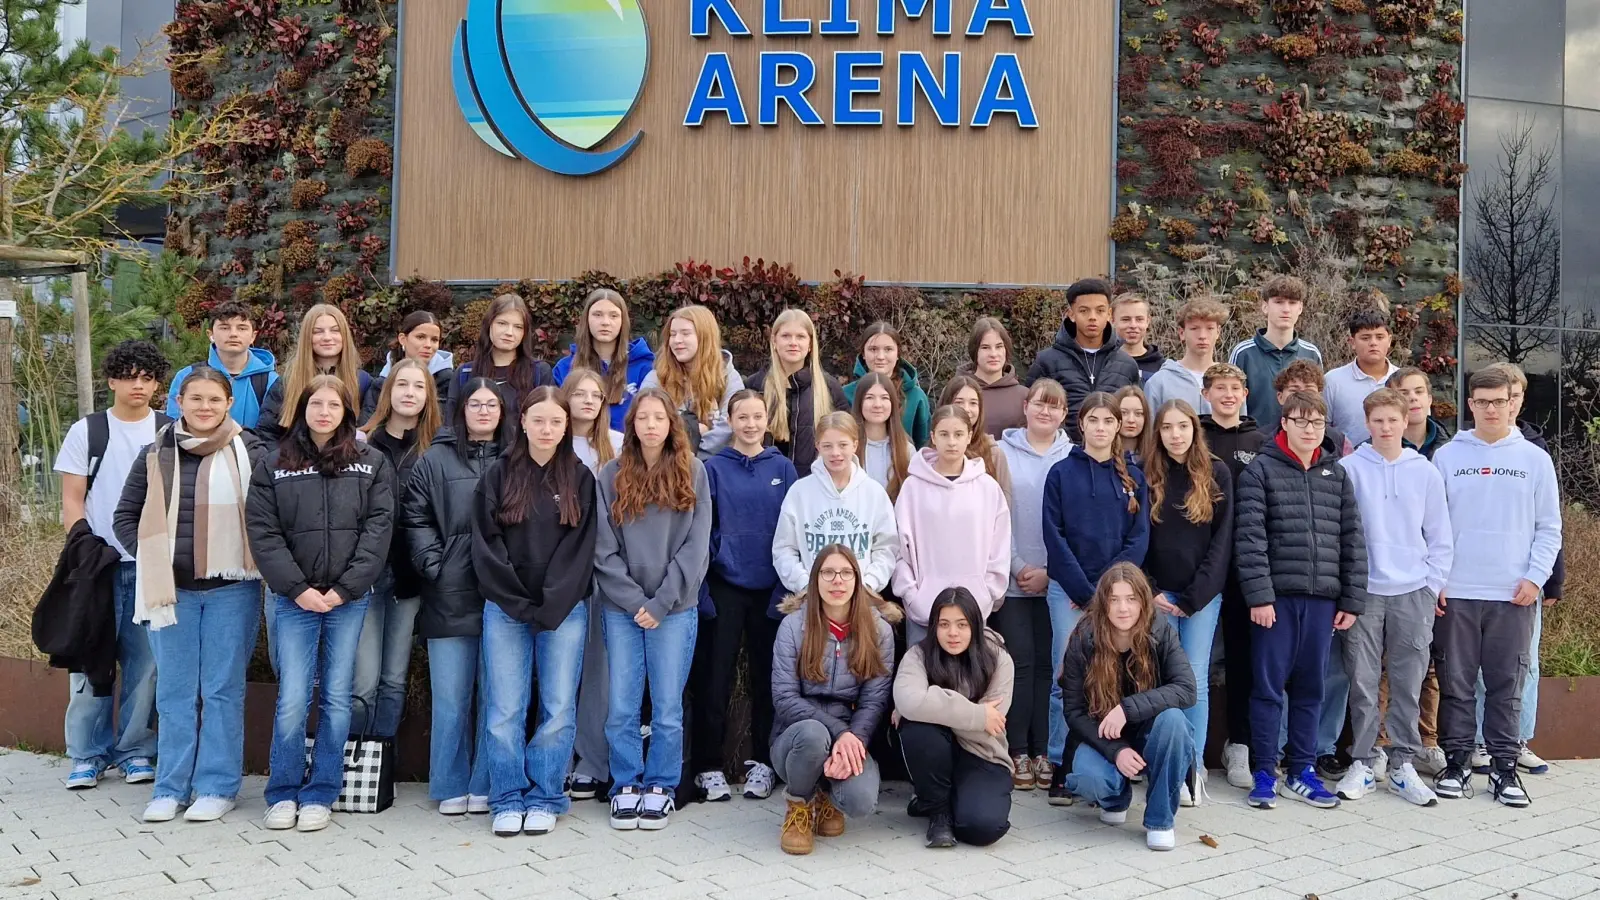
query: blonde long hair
[
  {"left": 361, "top": 358, "right": 442, "bottom": 456},
  {"left": 562, "top": 367, "right": 616, "bottom": 468},
  {"left": 278, "top": 304, "right": 362, "bottom": 428},
  {"left": 764, "top": 308, "right": 832, "bottom": 443},
  {"left": 655, "top": 305, "right": 727, "bottom": 422},
  {"left": 1144, "top": 400, "right": 1220, "bottom": 525}
]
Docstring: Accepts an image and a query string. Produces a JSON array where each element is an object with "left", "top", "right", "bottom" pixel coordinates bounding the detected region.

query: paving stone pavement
[{"left": 3, "top": 749, "right": 1600, "bottom": 900}]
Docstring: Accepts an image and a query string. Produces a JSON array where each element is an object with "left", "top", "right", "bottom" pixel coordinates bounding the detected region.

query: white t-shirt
[{"left": 55, "top": 410, "right": 159, "bottom": 560}]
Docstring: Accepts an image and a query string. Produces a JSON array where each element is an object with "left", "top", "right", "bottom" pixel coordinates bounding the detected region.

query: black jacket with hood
[
  {"left": 33, "top": 520, "right": 124, "bottom": 696},
  {"left": 1200, "top": 414, "right": 1266, "bottom": 484},
  {"left": 367, "top": 426, "right": 426, "bottom": 599},
  {"left": 746, "top": 365, "right": 849, "bottom": 474},
  {"left": 1060, "top": 616, "right": 1196, "bottom": 765},
  {"left": 469, "top": 454, "right": 599, "bottom": 630},
  {"left": 402, "top": 432, "right": 504, "bottom": 638},
  {"left": 1024, "top": 323, "right": 1142, "bottom": 440}
]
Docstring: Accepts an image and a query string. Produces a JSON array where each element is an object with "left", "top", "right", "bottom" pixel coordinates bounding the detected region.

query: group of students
[{"left": 50, "top": 274, "right": 1561, "bottom": 855}]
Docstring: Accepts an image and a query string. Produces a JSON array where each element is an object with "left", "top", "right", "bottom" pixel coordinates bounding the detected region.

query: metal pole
[{"left": 71, "top": 270, "right": 93, "bottom": 417}]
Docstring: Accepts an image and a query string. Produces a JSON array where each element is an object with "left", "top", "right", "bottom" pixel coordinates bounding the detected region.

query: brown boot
[
  {"left": 780, "top": 796, "right": 815, "bottom": 855},
  {"left": 812, "top": 793, "right": 846, "bottom": 838}
]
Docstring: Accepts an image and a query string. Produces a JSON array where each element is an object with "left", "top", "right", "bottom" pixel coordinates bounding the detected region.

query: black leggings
[
  {"left": 898, "top": 721, "right": 1011, "bottom": 846},
  {"left": 989, "top": 596, "right": 1051, "bottom": 758},
  {"left": 1220, "top": 585, "right": 1254, "bottom": 745},
  {"left": 689, "top": 577, "right": 778, "bottom": 772}
]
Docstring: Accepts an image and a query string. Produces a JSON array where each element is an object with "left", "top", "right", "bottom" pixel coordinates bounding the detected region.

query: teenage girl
[
  {"left": 841, "top": 322, "right": 931, "bottom": 448},
  {"left": 891, "top": 406, "right": 1010, "bottom": 648},
  {"left": 257, "top": 304, "right": 370, "bottom": 454},
  {"left": 446, "top": 293, "right": 554, "bottom": 420},
  {"left": 938, "top": 374, "right": 1012, "bottom": 498},
  {"left": 1114, "top": 384, "right": 1151, "bottom": 467},
  {"left": 552, "top": 288, "right": 656, "bottom": 431},
  {"left": 564, "top": 367, "right": 624, "bottom": 474},
  {"left": 747, "top": 309, "right": 848, "bottom": 474},
  {"left": 363, "top": 311, "right": 453, "bottom": 419},
  {"left": 850, "top": 371, "right": 914, "bottom": 500},
  {"left": 640, "top": 304, "right": 744, "bottom": 458},
  {"left": 959, "top": 318, "right": 1029, "bottom": 438}
]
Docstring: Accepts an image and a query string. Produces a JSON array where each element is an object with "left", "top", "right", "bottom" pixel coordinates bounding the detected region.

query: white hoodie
[
  {"left": 379, "top": 348, "right": 454, "bottom": 377},
  {"left": 1432, "top": 429, "right": 1562, "bottom": 602},
  {"left": 772, "top": 457, "right": 899, "bottom": 595},
  {"left": 1339, "top": 443, "right": 1453, "bottom": 597}
]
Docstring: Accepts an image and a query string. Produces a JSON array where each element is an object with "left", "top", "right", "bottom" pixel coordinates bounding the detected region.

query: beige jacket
[{"left": 893, "top": 630, "right": 1014, "bottom": 767}]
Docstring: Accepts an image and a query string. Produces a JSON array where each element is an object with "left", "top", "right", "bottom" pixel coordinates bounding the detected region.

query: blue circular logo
[{"left": 452, "top": 0, "right": 648, "bottom": 176}]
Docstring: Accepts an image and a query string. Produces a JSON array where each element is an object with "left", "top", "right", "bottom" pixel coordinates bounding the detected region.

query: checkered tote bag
[{"left": 303, "top": 701, "right": 395, "bottom": 813}]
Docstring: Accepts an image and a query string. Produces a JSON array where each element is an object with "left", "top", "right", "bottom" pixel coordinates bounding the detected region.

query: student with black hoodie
[
  {"left": 1024, "top": 279, "right": 1142, "bottom": 440},
  {"left": 691, "top": 390, "right": 798, "bottom": 803},
  {"left": 403, "top": 376, "right": 513, "bottom": 816},
  {"left": 472, "top": 386, "right": 600, "bottom": 838}
]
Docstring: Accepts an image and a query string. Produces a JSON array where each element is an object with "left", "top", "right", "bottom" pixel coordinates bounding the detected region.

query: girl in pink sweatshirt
[{"left": 892, "top": 406, "right": 1012, "bottom": 646}]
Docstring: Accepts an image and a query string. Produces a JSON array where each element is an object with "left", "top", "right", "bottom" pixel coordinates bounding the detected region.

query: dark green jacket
[{"left": 842, "top": 358, "right": 931, "bottom": 448}]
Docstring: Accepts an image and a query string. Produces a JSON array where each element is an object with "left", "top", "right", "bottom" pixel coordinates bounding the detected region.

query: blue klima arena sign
[{"left": 451, "top": 0, "right": 1039, "bottom": 177}]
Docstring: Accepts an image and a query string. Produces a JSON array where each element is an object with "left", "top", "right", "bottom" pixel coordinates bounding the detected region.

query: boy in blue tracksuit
[
  {"left": 689, "top": 391, "right": 798, "bottom": 803},
  {"left": 165, "top": 300, "right": 279, "bottom": 430}
]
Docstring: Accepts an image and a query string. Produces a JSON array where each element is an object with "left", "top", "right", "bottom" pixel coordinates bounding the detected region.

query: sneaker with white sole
[
  {"left": 65, "top": 762, "right": 102, "bottom": 790},
  {"left": 1336, "top": 760, "right": 1374, "bottom": 800},
  {"left": 1517, "top": 743, "right": 1549, "bottom": 774},
  {"left": 296, "top": 805, "right": 331, "bottom": 832},
  {"left": 143, "top": 798, "right": 180, "bottom": 822},
  {"left": 695, "top": 770, "right": 731, "bottom": 802},
  {"left": 742, "top": 761, "right": 775, "bottom": 800},
  {"left": 1489, "top": 767, "right": 1531, "bottom": 808},
  {"left": 1470, "top": 744, "right": 1491, "bottom": 774},
  {"left": 1223, "top": 742, "right": 1252, "bottom": 790},
  {"left": 524, "top": 809, "right": 557, "bottom": 834},
  {"left": 1098, "top": 806, "right": 1128, "bottom": 826},
  {"left": 567, "top": 776, "right": 601, "bottom": 801},
  {"left": 438, "top": 796, "right": 469, "bottom": 816},
  {"left": 121, "top": 758, "right": 155, "bottom": 784},
  {"left": 1247, "top": 770, "right": 1278, "bottom": 809},
  {"left": 1413, "top": 745, "right": 1447, "bottom": 776},
  {"left": 1433, "top": 760, "right": 1473, "bottom": 800},
  {"left": 1386, "top": 762, "right": 1438, "bottom": 807},
  {"left": 1146, "top": 828, "right": 1176, "bottom": 851},
  {"left": 264, "top": 801, "right": 299, "bottom": 830},
  {"left": 610, "top": 786, "right": 642, "bottom": 830},
  {"left": 467, "top": 795, "right": 490, "bottom": 814},
  {"left": 1282, "top": 766, "right": 1340, "bottom": 809},
  {"left": 639, "top": 786, "right": 674, "bottom": 830},
  {"left": 183, "top": 796, "right": 235, "bottom": 822},
  {"left": 492, "top": 811, "right": 523, "bottom": 837},
  {"left": 1180, "top": 766, "right": 1207, "bottom": 807},
  {"left": 1371, "top": 753, "right": 1388, "bottom": 783}
]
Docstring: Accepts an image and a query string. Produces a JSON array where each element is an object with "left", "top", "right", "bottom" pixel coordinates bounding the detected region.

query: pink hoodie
[{"left": 892, "top": 449, "right": 1012, "bottom": 626}]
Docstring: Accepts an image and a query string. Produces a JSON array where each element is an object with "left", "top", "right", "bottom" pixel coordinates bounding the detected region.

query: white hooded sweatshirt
[
  {"left": 1432, "top": 428, "right": 1562, "bottom": 602},
  {"left": 1338, "top": 443, "right": 1453, "bottom": 597},
  {"left": 772, "top": 457, "right": 899, "bottom": 595}
]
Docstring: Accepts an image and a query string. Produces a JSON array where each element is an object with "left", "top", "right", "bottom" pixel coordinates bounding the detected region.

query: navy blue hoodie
[
  {"left": 703, "top": 445, "right": 799, "bottom": 614},
  {"left": 1042, "top": 445, "right": 1150, "bottom": 608}
]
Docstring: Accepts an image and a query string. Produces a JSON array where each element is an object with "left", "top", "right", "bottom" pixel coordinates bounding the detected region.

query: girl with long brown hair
[
  {"left": 1142, "top": 399, "right": 1233, "bottom": 807},
  {"left": 363, "top": 310, "right": 454, "bottom": 419},
  {"left": 446, "top": 293, "right": 554, "bottom": 420},
  {"left": 746, "top": 309, "right": 848, "bottom": 473},
  {"left": 841, "top": 321, "right": 932, "bottom": 448},
  {"left": 593, "top": 388, "right": 712, "bottom": 832},
  {"left": 938, "top": 374, "right": 1012, "bottom": 498},
  {"left": 553, "top": 288, "right": 656, "bottom": 431},
  {"left": 562, "top": 367, "right": 622, "bottom": 474},
  {"left": 641, "top": 304, "right": 745, "bottom": 458},
  {"left": 258, "top": 304, "right": 370, "bottom": 452},
  {"left": 770, "top": 545, "right": 898, "bottom": 856},
  {"left": 1114, "top": 384, "right": 1152, "bottom": 467},
  {"left": 1059, "top": 563, "right": 1195, "bottom": 852},
  {"left": 959, "top": 318, "right": 1029, "bottom": 438},
  {"left": 850, "top": 371, "right": 913, "bottom": 500}
]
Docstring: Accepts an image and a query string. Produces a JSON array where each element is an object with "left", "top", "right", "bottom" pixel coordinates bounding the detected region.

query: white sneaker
[
  {"left": 695, "top": 770, "right": 731, "bottom": 802},
  {"left": 523, "top": 809, "right": 557, "bottom": 835},
  {"left": 1178, "top": 783, "right": 1194, "bottom": 807},
  {"left": 1147, "top": 828, "right": 1176, "bottom": 851},
  {"left": 296, "top": 805, "right": 331, "bottom": 832},
  {"left": 438, "top": 796, "right": 469, "bottom": 816},
  {"left": 1371, "top": 753, "right": 1388, "bottom": 783},
  {"left": 142, "top": 798, "right": 180, "bottom": 823},
  {"left": 1386, "top": 762, "right": 1438, "bottom": 807},
  {"left": 1336, "top": 760, "right": 1374, "bottom": 800},
  {"left": 492, "top": 811, "right": 523, "bottom": 837},
  {"left": 467, "top": 794, "right": 490, "bottom": 814},
  {"left": 1180, "top": 767, "right": 1207, "bottom": 807},
  {"left": 1098, "top": 807, "right": 1128, "bottom": 826},
  {"left": 742, "top": 761, "right": 776, "bottom": 800},
  {"left": 1223, "top": 742, "right": 1252, "bottom": 789},
  {"left": 183, "top": 796, "right": 235, "bottom": 822},
  {"left": 1414, "top": 746, "right": 1447, "bottom": 776},
  {"left": 264, "top": 801, "right": 299, "bottom": 830},
  {"left": 1470, "top": 745, "right": 1491, "bottom": 773},
  {"left": 1517, "top": 744, "right": 1550, "bottom": 774}
]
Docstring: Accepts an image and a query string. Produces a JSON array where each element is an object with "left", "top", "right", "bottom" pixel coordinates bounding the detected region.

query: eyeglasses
[
  {"left": 466, "top": 400, "right": 501, "bottom": 411},
  {"left": 818, "top": 568, "right": 855, "bottom": 583},
  {"left": 1284, "top": 416, "right": 1327, "bottom": 429},
  {"left": 1469, "top": 397, "right": 1510, "bottom": 410}
]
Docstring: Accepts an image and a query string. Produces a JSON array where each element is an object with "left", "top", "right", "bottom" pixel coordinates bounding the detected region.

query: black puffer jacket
[
  {"left": 367, "top": 426, "right": 426, "bottom": 599},
  {"left": 113, "top": 426, "right": 266, "bottom": 590},
  {"left": 246, "top": 440, "right": 394, "bottom": 604},
  {"left": 254, "top": 371, "right": 374, "bottom": 453},
  {"left": 1234, "top": 434, "right": 1367, "bottom": 614},
  {"left": 746, "top": 365, "right": 849, "bottom": 474},
  {"left": 402, "top": 432, "right": 504, "bottom": 638},
  {"left": 1024, "top": 323, "right": 1142, "bottom": 439},
  {"left": 1060, "top": 616, "right": 1195, "bottom": 765}
]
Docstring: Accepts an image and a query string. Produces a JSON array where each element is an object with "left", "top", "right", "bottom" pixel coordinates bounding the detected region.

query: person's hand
[
  {"left": 833, "top": 732, "right": 867, "bottom": 775},
  {"left": 634, "top": 608, "right": 659, "bottom": 629},
  {"left": 1250, "top": 604, "right": 1276, "bottom": 628},
  {"left": 822, "top": 754, "right": 848, "bottom": 780},
  {"left": 1154, "top": 594, "right": 1186, "bottom": 618},
  {"left": 1512, "top": 579, "right": 1540, "bottom": 607},
  {"left": 984, "top": 700, "right": 1007, "bottom": 737},
  {"left": 1017, "top": 566, "right": 1049, "bottom": 595},
  {"left": 1333, "top": 611, "right": 1357, "bottom": 631},
  {"left": 1435, "top": 590, "right": 1448, "bottom": 618},
  {"left": 1098, "top": 703, "right": 1127, "bottom": 740},
  {"left": 1115, "top": 748, "right": 1146, "bottom": 779},
  {"left": 294, "top": 589, "right": 332, "bottom": 613},
  {"left": 1544, "top": 594, "right": 1560, "bottom": 607}
]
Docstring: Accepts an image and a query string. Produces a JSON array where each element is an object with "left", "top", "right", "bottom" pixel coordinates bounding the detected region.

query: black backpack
[{"left": 85, "top": 410, "right": 173, "bottom": 495}]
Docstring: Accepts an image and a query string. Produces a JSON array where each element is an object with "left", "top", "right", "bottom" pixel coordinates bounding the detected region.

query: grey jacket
[
  {"left": 1142, "top": 359, "right": 1210, "bottom": 415},
  {"left": 771, "top": 604, "right": 896, "bottom": 747},
  {"left": 639, "top": 350, "right": 744, "bottom": 460},
  {"left": 593, "top": 457, "right": 713, "bottom": 622}
]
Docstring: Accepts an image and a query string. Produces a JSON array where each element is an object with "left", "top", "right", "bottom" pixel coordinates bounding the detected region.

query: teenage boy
[
  {"left": 1388, "top": 367, "right": 1449, "bottom": 459},
  {"left": 1145, "top": 298, "right": 1229, "bottom": 414},
  {"left": 167, "top": 300, "right": 279, "bottom": 430},
  {"left": 1323, "top": 309, "right": 1398, "bottom": 445},
  {"left": 1229, "top": 275, "right": 1323, "bottom": 428},
  {"left": 1026, "top": 278, "right": 1142, "bottom": 439},
  {"left": 1270, "top": 360, "right": 1353, "bottom": 457},
  {"left": 1113, "top": 293, "right": 1164, "bottom": 379},
  {"left": 1431, "top": 368, "right": 1561, "bottom": 807},
  {"left": 1234, "top": 391, "right": 1366, "bottom": 810},
  {"left": 1200, "top": 363, "right": 1269, "bottom": 790},
  {"left": 52, "top": 340, "right": 172, "bottom": 790},
  {"left": 1335, "top": 389, "right": 1453, "bottom": 806}
]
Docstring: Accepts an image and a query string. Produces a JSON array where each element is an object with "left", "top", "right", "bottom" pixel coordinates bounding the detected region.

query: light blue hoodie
[
  {"left": 1339, "top": 443, "right": 1453, "bottom": 597},
  {"left": 1433, "top": 429, "right": 1562, "bottom": 602},
  {"left": 999, "top": 426, "right": 1073, "bottom": 597},
  {"left": 166, "top": 345, "right": 279, "bottom": 430},
  {"left": 1143, "top": 358, "right": 1210, "bottom": 415}
]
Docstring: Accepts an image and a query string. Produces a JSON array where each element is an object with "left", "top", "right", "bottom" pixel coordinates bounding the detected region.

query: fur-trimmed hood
[{"left": 775, "top": 589, "right": 905, "bottom": 624}]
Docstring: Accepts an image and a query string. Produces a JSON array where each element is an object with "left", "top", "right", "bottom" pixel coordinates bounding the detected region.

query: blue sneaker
[
  {"left": 121, "top": 758, "right": 155, "bottom": 784},
  {"left": 1282, "top": 765, "right": 1341, "bottom": 808},
  {"left": 1247, "top": 770, "right": 1277, "bottom": 809},
  {"left": 66, "top": 762, "right": 103, "bottom": 790}
]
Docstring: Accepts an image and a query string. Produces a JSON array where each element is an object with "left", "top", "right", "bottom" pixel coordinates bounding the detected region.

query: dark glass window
[
  {"left": 1463, "top": 99, "right": 1562, "bottom": 329},
  {"left": 1568, "top": 0, "right": 1600, "bottom": 109},
  {"left": 1462, "top": 326, "right": 1561, "bottom": 436},
  {"left": 1565, "top": 108, "right": 1600, "bottom": 327},
  {"left": 1467, "top": 0, "right": 1565, "bottom": 105}
]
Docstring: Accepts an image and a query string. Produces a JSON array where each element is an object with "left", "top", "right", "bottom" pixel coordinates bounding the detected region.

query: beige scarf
[{"left": 134, "top": 419, "right": 258, "bottom": 630}]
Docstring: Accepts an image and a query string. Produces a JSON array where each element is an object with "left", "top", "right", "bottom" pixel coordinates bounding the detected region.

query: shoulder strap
[
  {"left": 250, "top": 371, "right": 270, "bottom": 406},
  {"left": 85, "top": 411, "right": 110, "bottom": 493}
]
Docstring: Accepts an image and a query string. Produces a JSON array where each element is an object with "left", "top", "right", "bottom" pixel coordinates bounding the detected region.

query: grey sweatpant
[
  {"left": 1437, "top": 598, "right": 1537, "bottom": 768},
  {"left": 573, "top": 596, "right": 610, "bottom": 781},
  {"left": 771, "top": 720, "right": 881, "bottom": 817},
  {"left": 1344, "top": 587, "right": 1435, "bottom": 766}
]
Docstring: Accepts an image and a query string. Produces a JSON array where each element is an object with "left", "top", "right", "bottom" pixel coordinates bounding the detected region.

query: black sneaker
[
  {"left": 638, "top": 786, "right": 675, "bottom": 831},
  {"left": 1434, "top": 761, "right": 1473, "bottom": 800},
  {"left": 1047, "top": 762, "right": 1075, "bottom": 807},
  {"left": 925, "top": 813, "right": 956, "bottom": 849},
  {"left": 1489, "top": 767, "right": 1531, "bottom": 808},
  {"left": 906, "top": 795, "right": 931, "bottom": 818},
  {"left": 568, "top": 775, "right": 602, "bottom": 801},
  {"left": 1316, "top": 753, "right": 1349, "bottom": 781}
]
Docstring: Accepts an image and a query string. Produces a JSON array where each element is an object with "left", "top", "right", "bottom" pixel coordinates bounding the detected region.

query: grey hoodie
[
  {"left": 639, "top": 349, "right": 744, "bottom": 459},
  {"left": 998, "top": 427, "right": 1074, "bottom": 597},
  {"left": 1142, "top": 358, "right": 1210, "bottom": 415},
  {"left": 593, "top": 456, "right": 713, "bottom": 622}
]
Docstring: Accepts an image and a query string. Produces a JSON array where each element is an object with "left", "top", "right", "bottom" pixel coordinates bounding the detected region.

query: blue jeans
[
  {"left": 1476, "top": 600, "right": 1541, "bottom": 744},
  {"left": 1046, "top": 581, "right": 1084, "bottom": 765},
  {"left": 145, "top": 580, "right": 261, "bottom": 802},
  {"left": 65, "top": 562, "right": 157, "bottom": 768},
  {"left": 1316, "top": 629, "right": 1349, "bottom": 758},
  {"left": 427, "top": 636, "right": 489, "bottom": 802},
  {"left": 603, "top": 606, "right": 698, "bottom": 793},
  {"left": 1161, "top": 593, "right": 1221, "bottom": 765},
  {"left": 352, "top": 573, "right": 420, "bottom": 737},
  {"left": 265, "top": 591, "right": 371, "bottom": 807},
  {"left": 1067, "top": 707, "right": 1192, "bottom": 830},
  {"left": 483, "top": 600, "right": 588, "bottom": 816}
]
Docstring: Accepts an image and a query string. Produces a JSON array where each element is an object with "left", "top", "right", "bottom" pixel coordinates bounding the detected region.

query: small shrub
[
  {"left": 287, "top": 179, "right": 327, "bottom": 210},
  {"left": 344, "top": 137, "right": 392, "bottom": 177}
]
